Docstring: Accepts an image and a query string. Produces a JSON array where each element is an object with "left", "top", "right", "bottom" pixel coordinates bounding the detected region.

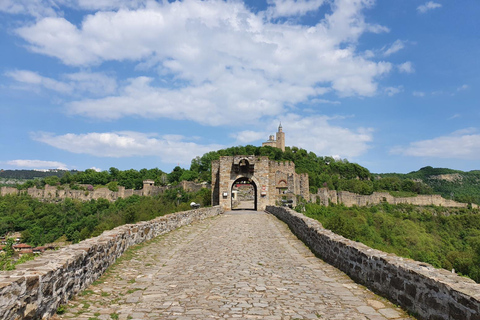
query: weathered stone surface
[
  {"left": 267, "top": 205, "right": 480, "bottom": 320},
  {"left": 53, "top": 211, "right": 412, "bottom": 320},
  {"left": 0, "top": 180, "right": 209, "bottom": 203},
  {"left": 312, "top": 188, "right": 478, "bottom": 209},
  {"left": 0, "top": 206, "right": 223, "bottom": 320},
  {"left": 212, "top": 156, "right": 309, "bottom": 211}
]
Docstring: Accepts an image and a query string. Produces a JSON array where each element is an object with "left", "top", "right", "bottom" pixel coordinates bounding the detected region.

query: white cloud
[
  {"left": 0, "top": 0, "right": 58, "bottom": 19},
  {"left": 232, "top": 131, "right": 269, "bottom": 144},
  {"left": 65, "top": 72, "right": 118, "bottom": 96},
  {"left": 31, "top": 131, "right": 224, "bottom": 166},
  {"left": 390, "top": 128, "right": 480, "bottom": 160},
  {"left": 309, "top": 98, "right": 341, "bottom": 105},
  {"left": 384, "top": 86, "right": 403, "bottom": 96},
  {"left": 233, "top": 115, "right": 373, "bottom": 158},
  {"left": 398, "top": 61, "right": 415, "bottom": 73},
  {"left": 6, "top": 69, "right": 117, "bottom": 96},
  {"left": 413, "top": 91, "right": 425, "bottom": 97},
  {"left": 383, "top": 39, "right": 405, "bottom": 57},
  {"left": 266, "top": 0, "right": 326, "bottom": 18},
  {"left": 6, "top": 70, "right": 72, "bottom": 93},
  {"left": 0, "top": 0, "right": 148, "bottom": 18},
  {"left": 14, "top": 0, "right": 392, "bottom": 118},
  {"left": 417, "top": 1, "right": 442, "bottom": 14},
  {"left": 457, "top": 84, "right": 469, "bottom": 92},
  {"left": 5, "top": 159, "right": 68, "bottom": 170},
  {"left": 287, "top": 115, "right": 374, "bottom": 158}
]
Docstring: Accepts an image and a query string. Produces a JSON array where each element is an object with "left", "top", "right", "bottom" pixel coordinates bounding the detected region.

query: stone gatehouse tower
[{"left": 211, "top": 156, "right": 309, "bottom": 211}]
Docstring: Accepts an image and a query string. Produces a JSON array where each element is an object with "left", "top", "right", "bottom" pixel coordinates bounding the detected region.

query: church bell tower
[{"left": 276, "top": 123, "right": 285, "bottom": 152}]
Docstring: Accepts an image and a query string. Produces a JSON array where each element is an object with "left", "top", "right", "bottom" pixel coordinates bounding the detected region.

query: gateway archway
[
  {"left": 211, "top": 155, "right": 309, "bottom": 211},
  {"left": 231, "top": 177, "right": 257, "bottom": 211}
]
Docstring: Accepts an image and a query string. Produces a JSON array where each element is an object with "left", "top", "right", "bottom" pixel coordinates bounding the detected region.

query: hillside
[
  {"left": 2, "top": 147, "right": 478, "bottom": 205},
  {"left": 187, "top": 145, "right": 433, "bottom": 197},
  {"left": 378, "top": 166, "right": 480, "bottom": 205}
]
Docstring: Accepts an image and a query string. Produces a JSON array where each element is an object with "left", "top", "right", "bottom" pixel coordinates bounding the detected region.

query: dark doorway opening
[{"left": 231, "top": 177, "right": 257, "bottom": 210}]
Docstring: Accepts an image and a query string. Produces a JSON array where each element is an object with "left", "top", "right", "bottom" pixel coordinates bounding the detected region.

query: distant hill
[
  {"left": 0, "top": 169, "right": 76, "bottom": 181},
  {"left": 377, "top": 166, "right": 480, "bottom": 205}
]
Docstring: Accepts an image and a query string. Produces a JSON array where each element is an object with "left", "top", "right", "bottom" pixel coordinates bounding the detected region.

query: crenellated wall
[
  {"left": 267, "top": 206, "right": 480, "bottom": 320},
  {"left": 0, "top": 206, "right": 223, "bottom": 320},
  {"left": 311, "top": 188, "right": 478, "bottom": 209}
]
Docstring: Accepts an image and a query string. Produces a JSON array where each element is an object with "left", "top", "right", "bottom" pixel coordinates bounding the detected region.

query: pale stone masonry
[
  {"left": 0, "top": 180, "right": 209, "bottom": 203},
  {"left": 262, "top": 123, "right": 286, "bottom": 152},
  {"left": 211, "top": 155, "right": 309, "bottom": 211},
  {"left": 267, "top": 205, "right": 480, "bottom": 320},
  {"left": 312, "top": 188, "right": 478, "bottom": 208},
  {"left": 53, "top": 210, "right": 413, "bottom": 320},
  {"left": 0, "top": 206, "right": 223, "bottom": 320}
]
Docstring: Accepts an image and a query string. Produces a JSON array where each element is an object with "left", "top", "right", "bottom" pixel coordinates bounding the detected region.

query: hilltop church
[{"left": 262, "top": 124, "right": 285, "bottom": 152}]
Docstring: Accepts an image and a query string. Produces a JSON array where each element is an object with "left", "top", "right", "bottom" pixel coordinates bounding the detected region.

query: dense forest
[
  {"left": 0, "top": 187, "right": 211, "bottom": 248},
  {"left": 299, "top": 202, "right": 480, "bottom": 283},
  {"left": 378, "top": 166, "right": 480, "bottom": 205}
]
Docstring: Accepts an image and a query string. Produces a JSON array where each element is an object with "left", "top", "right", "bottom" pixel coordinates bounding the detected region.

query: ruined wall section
[
  {"left": 267, "top": 206, "right": 480, "bottom": 320},
  {"left": 0, "top": 206, "right": 224, "bottom": 320},
  {"left": 0, "top": 181, "right": 209, "bottom": 203},
  {"left": 312, "top": 188, "right": 477, "bottom": 209}
]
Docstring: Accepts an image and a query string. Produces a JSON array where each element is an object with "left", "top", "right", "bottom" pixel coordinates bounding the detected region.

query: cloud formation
[
  {"left": 233, "top": 115, "right": 373, "bottom": 158},
  {"left": 12, "top": 0, "right": 392, "bottom": 126},
  {"left": 398, "top": 61, "right": 415, "bottom": 74},
  {"left": 417, "top": 1, "right": 442, "bottom": 14},
  {"left": 32, "top": 131, "right": 224, "bottom": 166},
  {"left": 266, "top": 0, "right": 326, "bottom": 18},
  {"left": 0, "top": 0, "right": 149, "bottom": 18},
  {"left": 383, "top": 39, "right": 405, "bottom": 57},
  {"left": 5, "top": 159, "right": 68, "bottom": 170},
  {"left": 6, "top": 70, "right": 117, "bottom": 96},
  {"left": 391, "top": 128, "right": 480, "bottom": 160}
]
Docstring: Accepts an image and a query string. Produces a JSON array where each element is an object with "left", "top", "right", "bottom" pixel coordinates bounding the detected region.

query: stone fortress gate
[{"left": 211, "top": 155, "right": 309, "bottom": 211}]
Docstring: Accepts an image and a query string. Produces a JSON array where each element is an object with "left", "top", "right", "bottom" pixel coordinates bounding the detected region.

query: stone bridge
[{"left": 1, "top": 207, "right": 479, "bottom": 320}]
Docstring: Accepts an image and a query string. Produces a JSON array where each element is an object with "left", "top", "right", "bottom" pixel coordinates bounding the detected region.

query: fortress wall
[
  {"left": 0, "top": 206, "right": 224, "bottom": 320},
  {"left": 314, "top": 188, "right": 477, "bottom": 209},
  {"left": 0, "top": 182, "right": 207, "bottom": 203},
  {"left": 0, "top": 187, "right": 18, "bottom": 196},
  {"left": 267, "top": 206, "right": 480, "bottom": 320}
]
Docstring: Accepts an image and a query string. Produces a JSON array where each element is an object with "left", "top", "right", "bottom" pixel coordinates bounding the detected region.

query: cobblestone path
[{"left": 54, "top": 211, "right": 414, "bottom": 320}]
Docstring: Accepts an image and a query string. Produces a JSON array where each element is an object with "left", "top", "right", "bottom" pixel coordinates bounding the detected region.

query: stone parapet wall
[
  {"left": 312, "top": 188, "right": 478, "bottom": 209},
  {"left": 0, "top": 206, "right": 223, "bottom": 320},
  {"left": 266, "top": 205, "right": 480, "bottom": 320}
]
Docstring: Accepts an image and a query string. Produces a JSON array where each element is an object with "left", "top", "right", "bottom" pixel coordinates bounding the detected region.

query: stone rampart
[
  {"left": 0, "top": 181, "right": 210, "bottom": 203},
  {"left": 0, "top": 206, "right": 223, "bottom": 320},
  {"left": 267, "top": 205, "right": 480, "bottom": 320},
  {"left": 312, "top": 188, "right": 478, "bottom": 209}
]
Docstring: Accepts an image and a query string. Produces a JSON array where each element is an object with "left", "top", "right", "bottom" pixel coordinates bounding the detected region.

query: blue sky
[{"left": 0, "top": 0, "right": 479, "bottom": 174}]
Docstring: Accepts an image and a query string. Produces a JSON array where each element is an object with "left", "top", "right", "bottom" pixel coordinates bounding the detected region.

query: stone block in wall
[
  {"left": 266, "top": 206, "right": 480, "bottom": 320},
  {"left": 0, "top": 206, "right": 223, "bottom": 320}
]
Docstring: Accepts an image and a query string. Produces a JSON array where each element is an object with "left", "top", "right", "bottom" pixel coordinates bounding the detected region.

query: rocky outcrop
[
  {"left": 267, "top": 205, "right": 480, "bottom": 320},
  {"left": 0, "top": 206, "right": 223, "bottom": 320}
]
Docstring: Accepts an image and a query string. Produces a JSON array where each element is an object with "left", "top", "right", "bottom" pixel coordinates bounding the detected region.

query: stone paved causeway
[{"left": 53, "top": 211, "right": 415, "bottom": 320}]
